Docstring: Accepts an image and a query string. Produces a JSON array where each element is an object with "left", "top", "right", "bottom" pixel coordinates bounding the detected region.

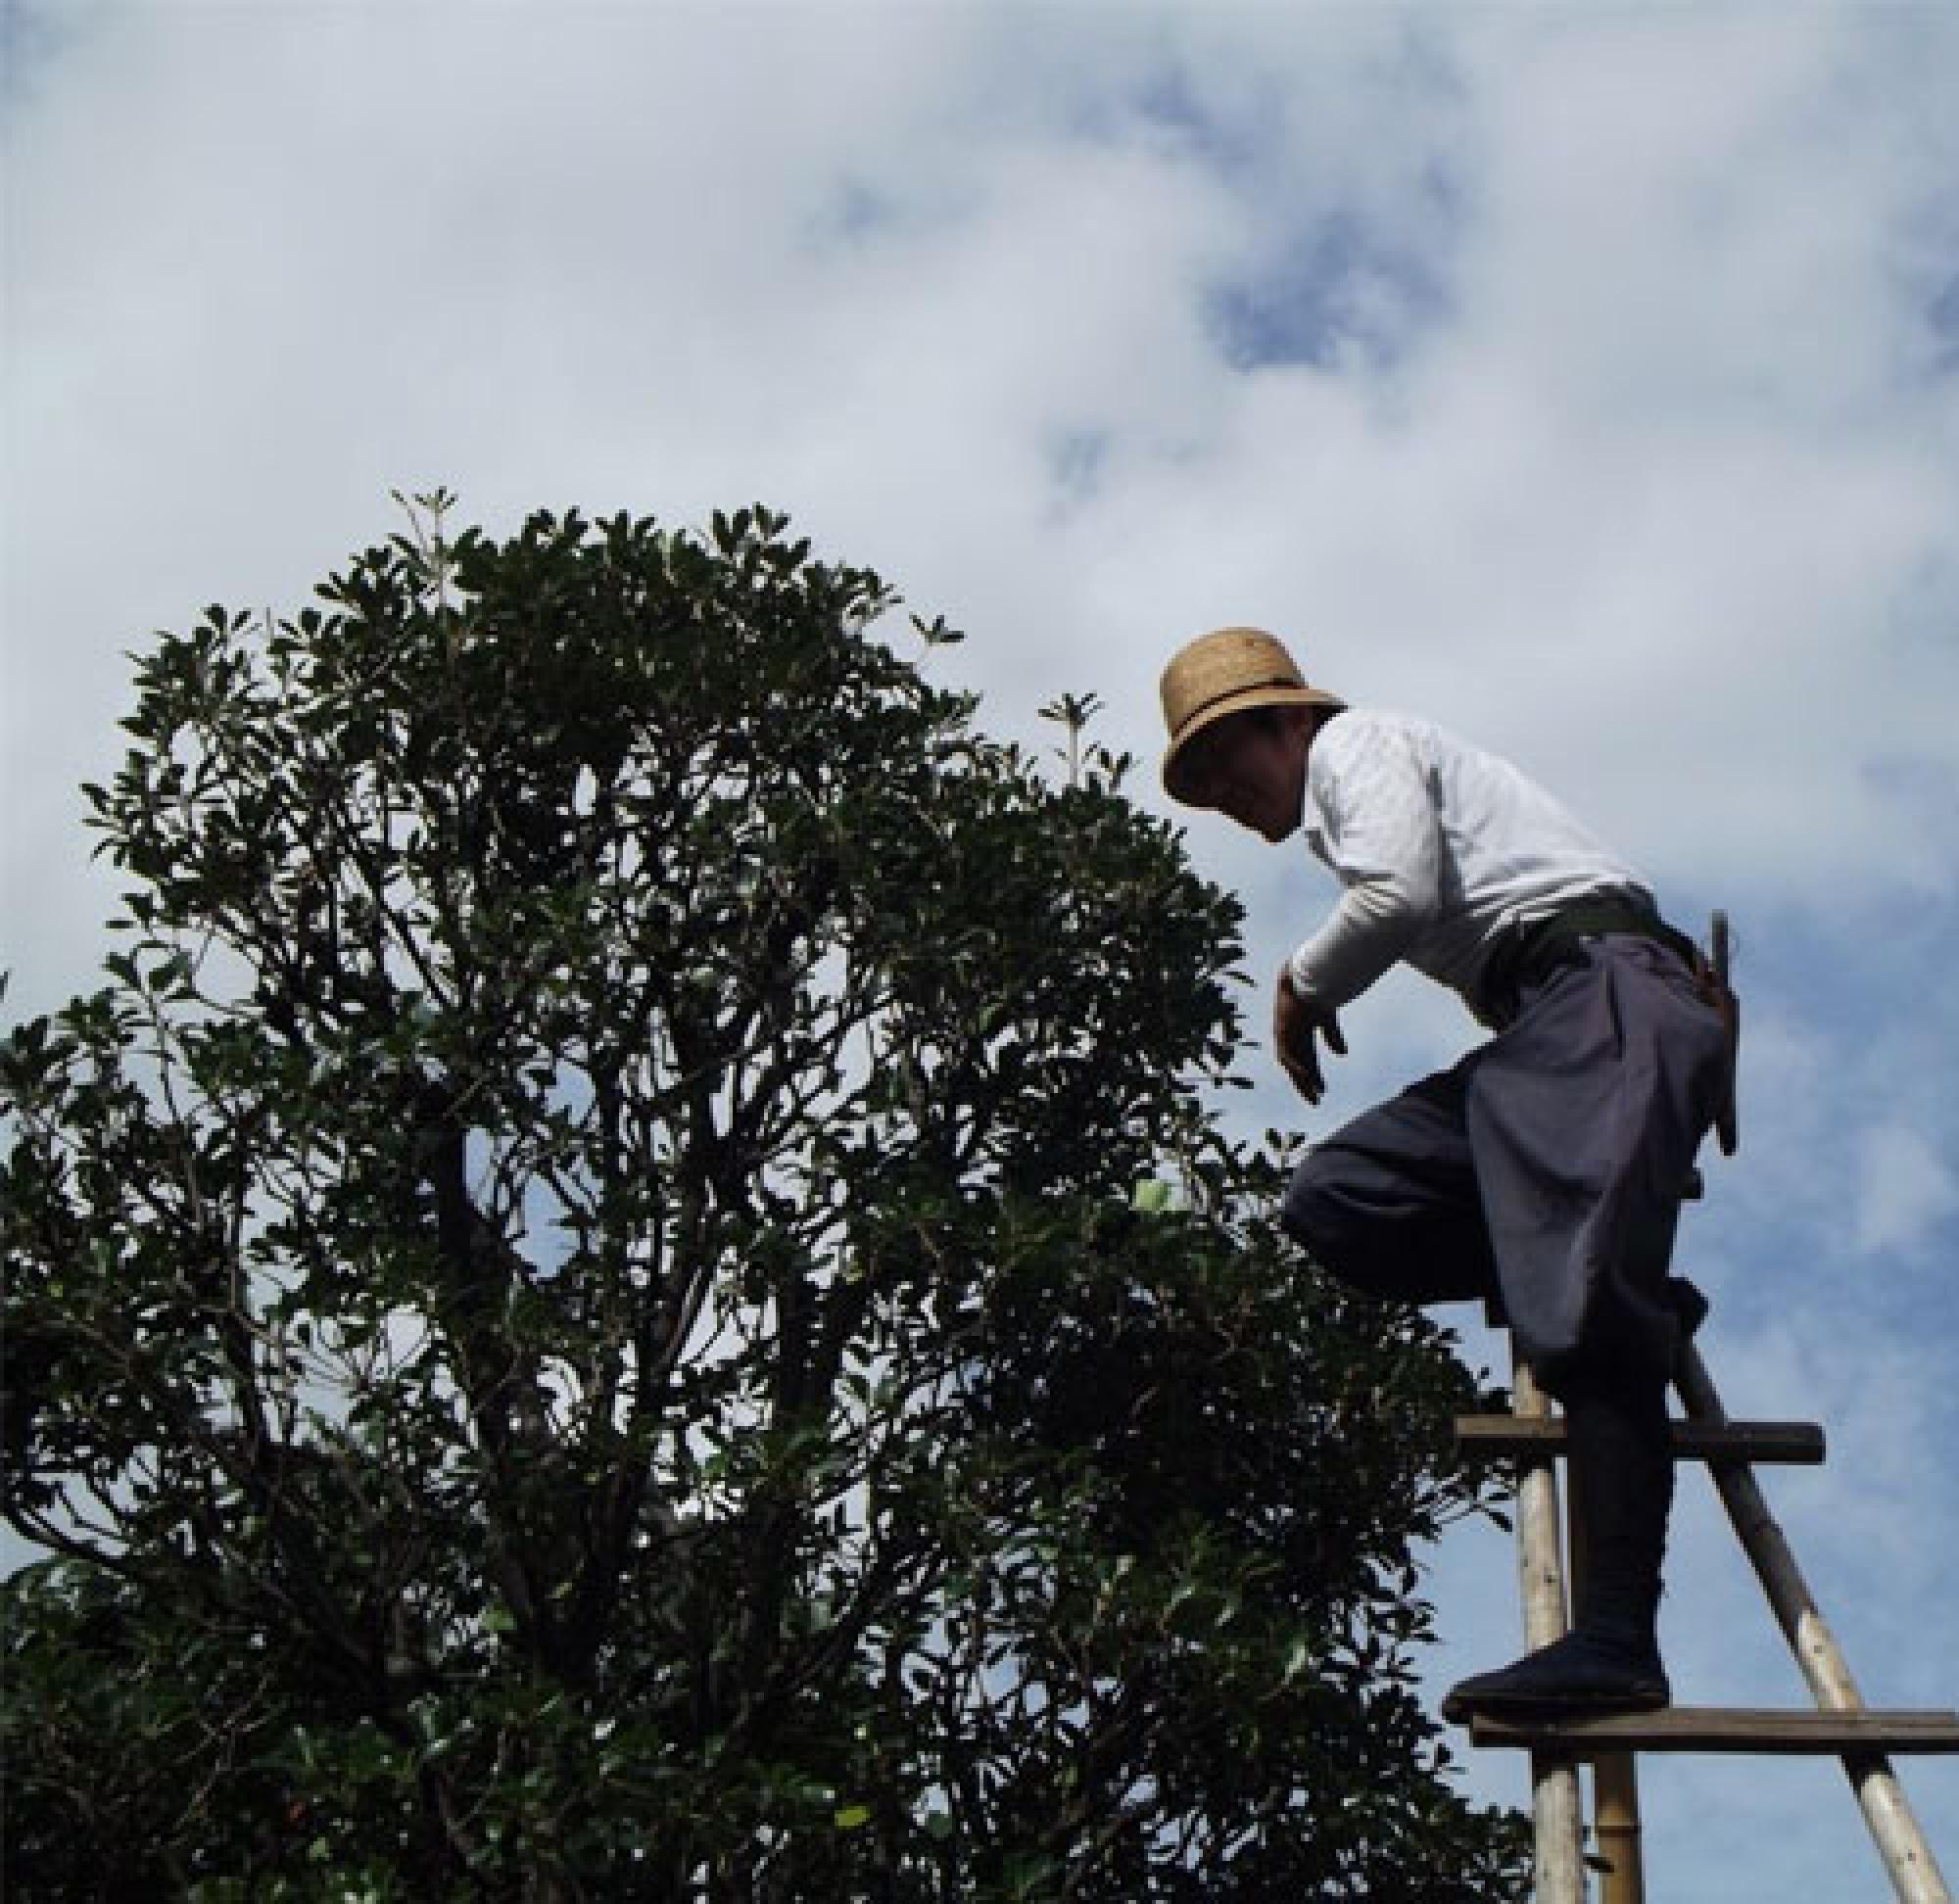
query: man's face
[{"left": 1185, "top": 708, "right": 1311, "bottom": 842}]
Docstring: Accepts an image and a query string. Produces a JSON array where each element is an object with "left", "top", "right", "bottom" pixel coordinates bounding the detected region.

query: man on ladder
[{"left": 1158, "top": 625, "right": 1736, "bottom": 1721}]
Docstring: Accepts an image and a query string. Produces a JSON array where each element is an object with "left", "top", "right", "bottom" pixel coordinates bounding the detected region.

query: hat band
[{"left": 1174, "top": 672, "right": 1308, "bottom": 736}]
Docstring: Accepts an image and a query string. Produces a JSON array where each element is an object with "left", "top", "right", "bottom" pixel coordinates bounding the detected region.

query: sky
[{"left": 5, "top": 2, "right": 1958, "bottom": 1896}]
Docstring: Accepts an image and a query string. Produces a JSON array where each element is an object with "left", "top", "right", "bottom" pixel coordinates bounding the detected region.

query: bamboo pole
[
  {"left": 1512, "top": 1354, "right": 1589, "bottom": 1904},
  {"left": 1590, "top": 1732, "right": 1645, "bottom": 1903},
  {"left": 1674, "top": 1342, "right": 1953, "bottom": 1904},
  {"left": 1566, "top": 1456, "right": 1646, "bottom": 1904}
]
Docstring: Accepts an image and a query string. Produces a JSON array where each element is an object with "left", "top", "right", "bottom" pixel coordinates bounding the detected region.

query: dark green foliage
[{"left": 2, "top": 500, "right": 1528, "bottom": 1900}]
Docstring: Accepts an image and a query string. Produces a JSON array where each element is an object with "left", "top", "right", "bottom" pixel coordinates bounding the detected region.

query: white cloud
[{"left": 1854, "top": 1122, "right": 1959, "bottom": 1258}]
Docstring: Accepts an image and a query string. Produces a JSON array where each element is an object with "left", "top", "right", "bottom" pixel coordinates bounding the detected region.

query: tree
[{"left": 2, "top": 499, "right": 1529, "bottom": 1901}]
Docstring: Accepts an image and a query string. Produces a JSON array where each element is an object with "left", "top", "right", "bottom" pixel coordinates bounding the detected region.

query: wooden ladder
[{"left": 1455, "top": 1345, "right": 1959, "bottom": 1901}]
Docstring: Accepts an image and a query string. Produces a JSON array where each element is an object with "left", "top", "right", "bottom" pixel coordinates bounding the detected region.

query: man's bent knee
[
  {"left": 1280, "top": 1153, "right": 1380, "bottom": 1290},
  {"left": 1280, "top": 1147, "right": 1495, "bottom": 1308}
]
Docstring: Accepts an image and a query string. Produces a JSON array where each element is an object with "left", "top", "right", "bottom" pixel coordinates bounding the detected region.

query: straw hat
[{"left": 1159, "top": 626, "right": 1345, "bottom": 805}]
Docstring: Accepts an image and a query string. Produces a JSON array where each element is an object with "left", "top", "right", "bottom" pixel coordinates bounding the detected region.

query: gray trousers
[{"left": 1281, "top": 935, "right": 1730, "bottom": 1399}]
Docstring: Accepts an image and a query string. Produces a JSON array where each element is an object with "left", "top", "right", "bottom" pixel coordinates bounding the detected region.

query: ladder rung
[
  {"left": 1454, "top": 1416, "right": 1826, "bottom": 1465},
  {"left": 1466, "top": 1706, "right": 1959, "bottom": 1755}
]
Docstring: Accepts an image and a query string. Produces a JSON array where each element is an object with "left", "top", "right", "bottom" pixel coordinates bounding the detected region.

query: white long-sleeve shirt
[{"left": 1286, "top": 709, "right": 1650, "bottom": 1015}]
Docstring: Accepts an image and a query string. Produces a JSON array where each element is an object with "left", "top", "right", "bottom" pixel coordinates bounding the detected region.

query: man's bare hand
[{"left": 1274, "top": 969, "right": 1346, "bottom": 1105}]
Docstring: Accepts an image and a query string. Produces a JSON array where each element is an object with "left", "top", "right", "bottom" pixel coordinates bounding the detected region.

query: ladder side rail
[
  {"left": 1566, "top": 1454, "right": 1646, "bottom": 1904},
  {"left": 1674, "top": 1341, "right": 1953, "bottom": 1904},
  {"left": 1511, "top": 1354, "right": 1589, "bottom": 1904},
  {"left": 1592, "top": 1757, "right": 1644, "bottom": 1904}
]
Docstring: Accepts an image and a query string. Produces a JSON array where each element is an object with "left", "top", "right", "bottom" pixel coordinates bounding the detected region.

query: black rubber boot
[
  {"left": 1439, "top": 1623, "right": 1668, "bottom": 1722},
  {"left": 1444, "top": 1375, "right": 1675, "bottom": 1722}
]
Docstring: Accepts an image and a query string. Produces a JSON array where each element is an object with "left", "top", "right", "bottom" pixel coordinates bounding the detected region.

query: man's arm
[
  {"left": 1272, "top": 968, "right": 1346, "bottom": 1106},
  {"left": 1273, "top": 719, "right": 1443, "bottom": 1104},
  {"left": 1286, "top": 720, "right": 1442, "bottom": 1009}
]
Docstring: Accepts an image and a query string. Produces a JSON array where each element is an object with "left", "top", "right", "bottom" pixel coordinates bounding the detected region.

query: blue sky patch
[
  {"left": 1045, "top": 427, "right": 1110, "bottom": 505},
  {"left": 1927, "top": 270, "right": 1959, "bottom": 372},
  {"left": 1, "top": 0, "right": 84, "bottom": 115},
  {"left": 1206, "top": 209, "right": 1455, "bottom": 373}
]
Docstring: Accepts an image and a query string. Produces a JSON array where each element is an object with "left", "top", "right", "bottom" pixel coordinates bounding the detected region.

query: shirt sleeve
[{"left": 1286, "top": 720, "right": 1443, "bottom": 1008}]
